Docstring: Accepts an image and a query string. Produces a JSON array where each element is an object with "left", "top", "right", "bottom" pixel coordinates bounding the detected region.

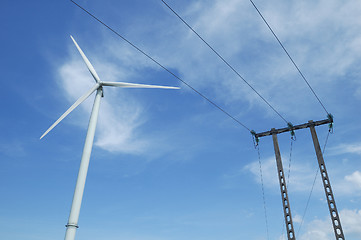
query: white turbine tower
[{"left": 41, "top": 36, "right": 179, "bottom": 240}]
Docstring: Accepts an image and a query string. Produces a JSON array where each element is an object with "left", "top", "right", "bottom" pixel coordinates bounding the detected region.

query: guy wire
[
  {"left": 297, "top": 130, "right": 330, "bottom": 235},
  {"left": 257, "top": 144, "right": 270, "bottom": 240}
]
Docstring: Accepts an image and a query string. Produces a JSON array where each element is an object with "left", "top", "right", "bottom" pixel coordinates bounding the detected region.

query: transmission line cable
[
  {"left": 249, "top": 0, "right": 329, "bottom": 115},
  {"left": 160, "top": 0, "right": 289, "bottom": 124},
  {"left": 287, "top": 142, "right": 292, "bottom": 184},
  {"left": 297, "top": 130, "right": 331, "bottom": 236},
  {"left": 257, "top": 144, "right": 270, "bottom": 240},
  {"left": 287, "top": 138, "right": 295, "bottom": 187},
  {"left": 70, "top": 0, "right": 251, "bottom": 132}
]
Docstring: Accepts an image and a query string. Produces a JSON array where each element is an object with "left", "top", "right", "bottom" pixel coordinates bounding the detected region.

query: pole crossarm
[
  {"left": 255, "top": 118, "right": 332, "bottom": 138},
  {"left": 252, "top": 116, "right": 342, "bottom": 240}
]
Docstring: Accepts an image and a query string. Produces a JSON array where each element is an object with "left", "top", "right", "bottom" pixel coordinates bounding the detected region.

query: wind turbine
[{"left": 40, "top": 35, "right": 179, "bottom": 240}]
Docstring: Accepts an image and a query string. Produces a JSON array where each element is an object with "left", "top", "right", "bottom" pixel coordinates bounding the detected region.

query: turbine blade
[
  {"left": 70, "top": 35, "right": 101, "bottom": 83},
  {"left": 40, "top": 84, "right": 100, "bottom": 139},
  {"left": 101, "top": 81, "right": 180, "bottom": 89}
]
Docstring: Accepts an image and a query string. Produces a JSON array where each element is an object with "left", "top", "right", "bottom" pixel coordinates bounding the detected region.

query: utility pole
[
  {"left": 272, "top": 131, "right": 296, "bottom": 240},
  {"left": 253, "top": 116, "right": 344, "bottom": 240},
  {"left": 309, "top": 121, "right": 345, "bottom": 239}
]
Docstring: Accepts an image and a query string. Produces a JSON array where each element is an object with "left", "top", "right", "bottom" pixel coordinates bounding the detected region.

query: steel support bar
[
  {"left": 309, "top": 121, "right": 345, "bottom": 240},
  {"left": 272, "top": 131, "right": 296, "bottom": 240},
  {"left": 255, "top": 118, "right": 331, "bottom": 138}
]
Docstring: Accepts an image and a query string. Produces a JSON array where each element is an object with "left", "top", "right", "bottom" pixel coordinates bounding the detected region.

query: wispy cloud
[
  {"left": 153, "top": 0, "right": 361, "bottom": 119},
  {"left": 244, "top": 156, "right": 320, "bottom": 193},
  {"left": 244, "top": 156, "right": 361, "bottom": 196},
  {"left": 340, "top": 208, "right": 361, "bottom": 237},
  {"left": 297, "top": 208, "right": 361, "bottom": 239},
  {"left": 57, "top": 43, "right": 151, "bottom": 155},
  {"left": 329, "top": 142, "right": 361, "bottom": 156},
  {"left": 345, "top": 171, "right": 361, "bottom": 190},
  {"left": 55, "top": 0, "right": 361, "bottom": 154},
  {"left": 0, "top": 140, "right": 25, "bottom": 158},
  {"left": 298, "top": 217, "right": 333, "bottom": 240}
]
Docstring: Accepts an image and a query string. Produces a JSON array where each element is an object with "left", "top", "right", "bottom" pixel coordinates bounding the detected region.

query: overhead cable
[
  {"left": 297, "top": 129, "right": 331, "bottom": 235},
  {"left": 160, "top": 0, "right": 289, "bottom": 125},
  {"left": 257, "top": 145, "right": 270, "bottom": 240},
  {"left": 70, "top": 0, "right": 251, "bottom": 132},
  {"left": 249, "top": 0, "right": 330, "bottom": 115}
]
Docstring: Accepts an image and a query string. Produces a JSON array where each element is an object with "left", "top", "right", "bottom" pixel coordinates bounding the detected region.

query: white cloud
[
  {"left": 55, "top": 0, "right": 361, "bottom": 154},
  {"left": 345, "top": 171, "right": 361, "bottom": 190},
  {"left": 293, "top": 214, "right": 303, "bottom": 224},
  {"left": 330, "top": 143, "right": 361, "bottom": 155},
  {"left": 244, "top": 156, "right": 320, "bottom": 193},
  {"left": 245, "top": 156, "right": 361, "bottom": 198},
  {"left": 95, "top": 98, "right": 148, "bottom": 154},
  {"left": 154, "top": 0, "right": 361, "bottom": 118},
  {"left": 0, "top": 141, "right": 25, "bottom": 158},
  {"left": 57, "top": 45, "right": 150, "bottom": 155},
  {"left": 259, "top": 0, "right": 361, "bottom": 74},
  {"left": 297, "top": 208, "right": 361, "bottom": 239},
  {"left": 340, "top": 209, "right": 361, "bottom": 237},
  {"left": 298, "top": 217, "right": 333, "bottom": 240}
]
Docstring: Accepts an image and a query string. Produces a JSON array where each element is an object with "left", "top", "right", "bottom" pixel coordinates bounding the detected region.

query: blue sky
[{"left": 1, "top": 0, "right": 361, "bottom": 239}]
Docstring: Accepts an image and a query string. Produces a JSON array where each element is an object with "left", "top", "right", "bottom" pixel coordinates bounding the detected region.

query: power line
[
  {"left": 286, "top": 139, "right": 294, "bottom": 187},
  {"left": 257, "top": 145, "right": 270, "bottom": 240},
  {"left": 297, "top": 130, "right": 331, "bottom": 236},
  {"left": 160, "top": 0, "right": 289, "bottom": 125},
  {"left": 70, "top": 0, "right": 251, "bottom": 132},
  {"left": 249, "top": 0, "right": 330, "bottom": 115}
]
